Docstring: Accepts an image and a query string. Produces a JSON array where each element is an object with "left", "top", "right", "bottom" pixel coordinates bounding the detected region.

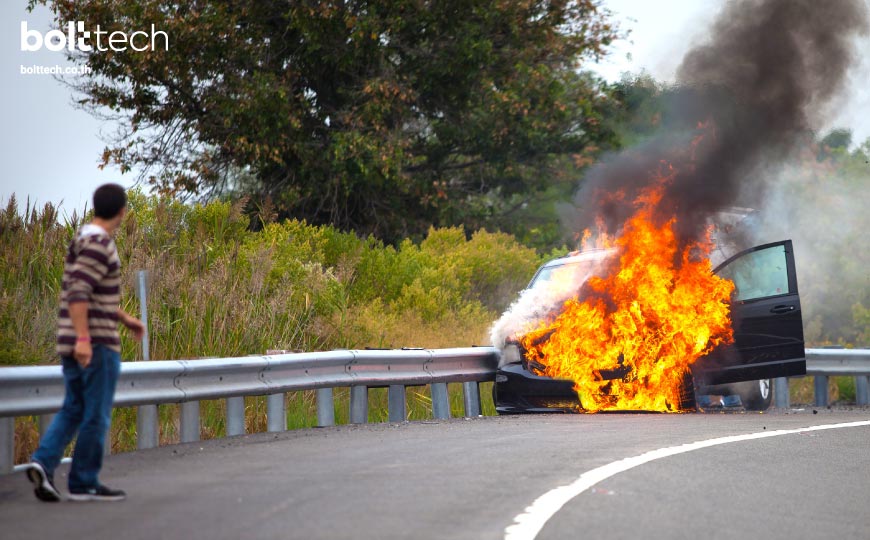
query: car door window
[{"left": 716, "top": 244, "right": 790, "bottom": 301}]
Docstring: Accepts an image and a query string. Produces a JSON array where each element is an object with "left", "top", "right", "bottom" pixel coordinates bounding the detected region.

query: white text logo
[{"left": 21, "top": 21, "right": 169, "bottom": 52}]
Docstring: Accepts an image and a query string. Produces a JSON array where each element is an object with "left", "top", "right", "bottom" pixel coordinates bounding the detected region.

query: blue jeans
[{"left": 32, "top": 345, "right": 121, "bottom": 491}]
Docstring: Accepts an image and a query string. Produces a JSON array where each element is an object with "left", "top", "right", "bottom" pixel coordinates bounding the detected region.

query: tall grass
[{"left": 2, "top": 192, "right": 537, "bottom": 462}]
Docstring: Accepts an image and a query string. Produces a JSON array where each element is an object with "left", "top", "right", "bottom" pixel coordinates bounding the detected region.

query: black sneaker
[
  {"left": 68, "top": 484, "right": 127, "bottom": 502},
  {"left": 26, "top": 461, "right": 61, "bottom": 502}
]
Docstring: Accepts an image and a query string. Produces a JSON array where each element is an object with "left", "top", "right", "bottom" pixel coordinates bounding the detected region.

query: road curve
[{"left": 1, "top": 408, "right": 868, "bottom": 540}]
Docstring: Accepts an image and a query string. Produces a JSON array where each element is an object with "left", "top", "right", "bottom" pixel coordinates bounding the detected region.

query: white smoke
[
  {"left": 744, "top": 147, "right": 870, "bottom": 345},
  {"left": 489, "top": 251, "right": 613, "bottom": 349}
]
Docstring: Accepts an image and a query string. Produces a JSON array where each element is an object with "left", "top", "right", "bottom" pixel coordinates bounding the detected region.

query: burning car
[{"left": 492, "top": 237, "right": 806, "bottom": 413}]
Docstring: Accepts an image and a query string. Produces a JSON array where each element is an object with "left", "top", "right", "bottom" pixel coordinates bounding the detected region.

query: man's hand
[
  {"left": 74, "top": 339, "right": 93, "bottom": 368},
  {"left": 119, "top": 310, "right": 145, "bottom": 342},
  {"left": 69, "top": 302, "right": 92, "bottom": 367}
]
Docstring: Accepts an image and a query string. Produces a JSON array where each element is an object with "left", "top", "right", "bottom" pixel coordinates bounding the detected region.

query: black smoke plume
[{"left": 566, "top": 0, "right": 869, "bottom": 246}]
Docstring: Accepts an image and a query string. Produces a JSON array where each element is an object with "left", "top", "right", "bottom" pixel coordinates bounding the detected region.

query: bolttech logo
[{"left": 20, "top": 21, "right": 169, "bottom": 53}]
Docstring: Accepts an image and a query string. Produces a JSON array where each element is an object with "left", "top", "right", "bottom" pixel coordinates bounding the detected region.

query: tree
[
  {"left": 603, "top": 73, "right": 667, "bottom": 147},
  {"left": 32, "top": 0, "right": 620, "bottom": 243},
  {"left": 820, "top": 128, "right": 853, "bottom": 152}
]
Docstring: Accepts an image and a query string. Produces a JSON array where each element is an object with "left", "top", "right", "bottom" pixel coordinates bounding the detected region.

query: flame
[{"left": 519, "top": 179, "right": 735, "bottom": 412}]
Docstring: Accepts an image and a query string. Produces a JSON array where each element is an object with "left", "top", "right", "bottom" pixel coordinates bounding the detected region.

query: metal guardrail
[
  {"left": 1, "top": 347, "right": 868, "bottom": 474},
  {"left": 805, "top": 348, "right": 870, "bottom": 376},
  {"left": 0, "top": 347, "right": 498, "bottom": 474},
  {"left": 785, "top": 348, "right": 870, "bottom": 409}
]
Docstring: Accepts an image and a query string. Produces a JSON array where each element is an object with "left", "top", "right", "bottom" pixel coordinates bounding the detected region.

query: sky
[{"left": 1, "top": 0, "right": 868, "bottom": 214}]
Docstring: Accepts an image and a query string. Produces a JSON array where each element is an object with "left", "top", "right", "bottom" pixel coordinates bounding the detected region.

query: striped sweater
[{"left": 56, "top": 223, "right": 122, "bottom": 356}]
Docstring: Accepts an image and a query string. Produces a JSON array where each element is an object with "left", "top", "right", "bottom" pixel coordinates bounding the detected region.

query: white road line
[{"left": 504, "top": 419, "right": 870, "bottom": 540}]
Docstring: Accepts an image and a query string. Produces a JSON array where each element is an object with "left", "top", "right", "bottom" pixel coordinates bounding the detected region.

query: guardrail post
[
  {"left": 137, "top": 270, "right": 151, "bottom": 363},
  {"left": 180, "top": 401, "right": 200, "bottom": 443},
  {"left": 267, "top": 393, "right": 286, "bottom": 432},
  {"left": 226, "top": 397, "right": 245, "bottom": 436},
  {"left": 855, "top": 375, "right": 870, "bottom": 405},
  {"left": 135, "top": 270, "right": 158, "bottom": 450},
  {"left": 137, "top": 405, "right": 159, "bottom": 449},
  {"left": 388, "top": 385, "right": 406, "bottom": 422},
  {"left": 774, "top": 378, "right": 789, "bottom": 408},
  {"left": 350, "top": 386, "right": 368, "bottom": 424},
  {"left": 316, "top": 388, "right": 335, "bottom": 427},
  {"left": 38, "top": 414, "right": 55, "bottom": 438},
  {"left": 462, "top": 382, "right": 481, "bottom": 417},
  {"left": 105, "top": 419, "right": 112, "bottom": 457},
  {"left": 431, "top": 382, "right": 450, "bottom": 420},
  {"left": 0, "top": 417, "right": 13, "bottom": 474},
  {"left": 814, "top": 375, "right": 828, "bottom": 407}
]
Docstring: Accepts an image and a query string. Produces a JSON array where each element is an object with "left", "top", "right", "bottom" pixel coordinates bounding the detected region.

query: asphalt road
[{"left": 1, "top": 407, "right": 868, "bottom": 540}]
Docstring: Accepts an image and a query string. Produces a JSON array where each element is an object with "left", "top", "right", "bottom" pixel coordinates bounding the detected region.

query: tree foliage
[{"left": 33, "top": 0, "right": 619, "bottom": 243}]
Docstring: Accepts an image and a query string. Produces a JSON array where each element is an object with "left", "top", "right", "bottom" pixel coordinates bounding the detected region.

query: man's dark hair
[{"left": 93, "top": 184, "right": 127, "bottom": 219}]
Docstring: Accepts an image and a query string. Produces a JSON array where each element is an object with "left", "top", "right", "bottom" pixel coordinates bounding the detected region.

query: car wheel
[{"left": 736, "top": 379, "right": 772, "bottom": 411}]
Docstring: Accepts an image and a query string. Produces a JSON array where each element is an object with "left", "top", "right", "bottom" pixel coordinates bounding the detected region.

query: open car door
[{"left": 695, "top": 240, "right": 806, "bottom": 385}]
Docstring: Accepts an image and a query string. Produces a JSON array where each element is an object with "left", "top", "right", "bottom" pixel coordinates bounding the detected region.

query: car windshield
[{"left": 529, "top": 257, "right": 606, "bottom": 291}]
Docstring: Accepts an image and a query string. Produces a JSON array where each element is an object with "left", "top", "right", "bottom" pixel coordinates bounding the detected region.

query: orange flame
[{"left": 519, "top": 180, "right": 735, "bottom": 412}]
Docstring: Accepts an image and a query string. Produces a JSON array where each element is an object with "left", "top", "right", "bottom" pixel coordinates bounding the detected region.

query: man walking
[{"left": 27, "top": 183, "right": 144, "bottom": 502}]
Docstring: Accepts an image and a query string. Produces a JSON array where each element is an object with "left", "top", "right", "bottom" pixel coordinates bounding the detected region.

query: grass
[
  {"left": 2, "top": 193, "right": 531, "bottom": 464},
  {"left": 789, "top": 376, "right": 859, "bottom": 406}
]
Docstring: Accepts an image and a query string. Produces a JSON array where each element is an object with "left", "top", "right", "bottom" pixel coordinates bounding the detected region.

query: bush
[{"left": 0, "top": 192, "right": 543, "bottom": 364}]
